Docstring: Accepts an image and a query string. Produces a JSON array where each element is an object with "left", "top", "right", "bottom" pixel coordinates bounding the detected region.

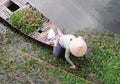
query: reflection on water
[{"left": 29, "top": 0, "right": 120, "bottom": 34}]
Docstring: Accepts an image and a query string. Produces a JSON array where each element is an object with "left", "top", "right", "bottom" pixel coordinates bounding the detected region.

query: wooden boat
[{"left": 0, "top": 0, "right": 63, "bottom": 46}]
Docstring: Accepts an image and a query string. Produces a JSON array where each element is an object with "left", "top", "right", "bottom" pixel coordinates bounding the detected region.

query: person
[{"left": 53, "top": 34, "right": 87, "bottom": 70}]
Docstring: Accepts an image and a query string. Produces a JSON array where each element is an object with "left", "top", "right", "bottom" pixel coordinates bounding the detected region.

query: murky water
[{"left": 29, "top": 0, "right": 120, "bottom": 34}]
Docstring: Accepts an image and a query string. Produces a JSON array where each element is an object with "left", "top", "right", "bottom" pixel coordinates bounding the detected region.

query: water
[{"left": 29, "top": 0, "right": 120, "bottom": 34}]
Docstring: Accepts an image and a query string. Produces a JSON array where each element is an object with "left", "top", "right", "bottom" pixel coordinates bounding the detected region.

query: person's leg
[{"left": 53, "top": 41, "right": 64, "bottom": 58}]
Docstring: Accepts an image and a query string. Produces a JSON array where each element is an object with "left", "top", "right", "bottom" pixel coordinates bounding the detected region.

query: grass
[
  {"left": 0, "top": 23, "right": 89, "bottom": 84},
  {"left": 8, "top": 8, "right": 43, "bottom": 35},
  {"left": 0, "top": 22, "right": 120, "bottom": 84},
  {"left": 89, "top": 32, "right": 120, "bottom": 84},
  {"left": 75, "top": 29, "right": 120, "bottom": 84},
  {"left": 0, "top": 49, "right": 88, "bottom": 84}
]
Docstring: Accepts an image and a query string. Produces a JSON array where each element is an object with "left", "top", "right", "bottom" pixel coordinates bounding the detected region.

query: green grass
[
  {"left": 37, "top": 29, "right": 120, "bottom": 84},
  {"left": 0, "top": 23, "right": 89, "bottom": 84},
  {"left": 0, "top": 22, "right": 120, "bottom": 84},
  {"left": 0, "top": 45, "right": 88, "bottom": 84},
  {"left": 88, "top": 32, "right": 120, "bottom": 84},
  {"left": 8, "top": 8, "right": 43, "bottom": 35}
]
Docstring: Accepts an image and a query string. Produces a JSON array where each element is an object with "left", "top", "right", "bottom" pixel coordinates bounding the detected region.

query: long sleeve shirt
[{"left": 59, "top": 35, "right": 76, "bottom": 65}]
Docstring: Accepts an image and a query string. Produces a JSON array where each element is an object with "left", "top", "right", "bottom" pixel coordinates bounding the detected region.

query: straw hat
[{"left": 69, "top": 36, "right": 87, "bottom": 57}]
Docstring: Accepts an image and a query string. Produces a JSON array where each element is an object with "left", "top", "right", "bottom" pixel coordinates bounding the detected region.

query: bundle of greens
[{"left": 8, "top": 8, "right": 43, "bottom": 34}]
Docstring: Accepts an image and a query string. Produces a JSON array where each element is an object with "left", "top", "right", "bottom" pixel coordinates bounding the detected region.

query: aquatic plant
[{"left": 8, "top": 8, "right": 43, "bottom": 34}]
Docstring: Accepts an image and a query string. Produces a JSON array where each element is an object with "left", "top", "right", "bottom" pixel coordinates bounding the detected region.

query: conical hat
[{"left": 69, "top": 37, "right": 87, "bottom": 57}]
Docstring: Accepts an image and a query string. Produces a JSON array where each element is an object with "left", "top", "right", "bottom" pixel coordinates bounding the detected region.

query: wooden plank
[
  {"left": 3, "top": 5, "right": 12, "bottom": 14},
  {"left": 11, "top": 0, "right": 25, "bottom": 7},
  {"left": 11, "top": 0, "right": 28, "bottom": 7},
  {"left": 18, "top": 0, "right": 27, "bottom": 5},
  {"left": 0, "top": 13, "right": 8, "bottom": 20},
  {"left": 0, "top": 0, "right": 63, "bottom": 46},
  {"left": 0, "top": 12, "right": 8, "bottom": 20},
  {"left": 0, "top": 5, "right": 12, "bottom": 20},
  {"left": 0, "top": 0, "right": 9, "bottom": 6}
]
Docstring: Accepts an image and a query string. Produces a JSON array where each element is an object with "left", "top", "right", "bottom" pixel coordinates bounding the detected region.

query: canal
[{"left": 29, "top": 0, "right": 120, "bottom": 34}]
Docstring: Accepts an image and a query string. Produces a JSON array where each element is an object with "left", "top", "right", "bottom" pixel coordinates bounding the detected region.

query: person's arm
[{"left": 65, "top": 49, "right": 76, "bottom": 69}]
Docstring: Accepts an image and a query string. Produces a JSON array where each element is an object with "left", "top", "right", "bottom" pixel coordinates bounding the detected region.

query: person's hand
[{"left": 70, "top": 65, "right": 77, "bottom": 70}]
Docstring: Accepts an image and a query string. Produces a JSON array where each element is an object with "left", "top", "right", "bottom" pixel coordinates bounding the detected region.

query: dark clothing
[
  {"left": 53, "top": 41, "right": 65, "bottom": 58},
  {"left": 53, "top": 35, "right": 76, "bottom": 66}
]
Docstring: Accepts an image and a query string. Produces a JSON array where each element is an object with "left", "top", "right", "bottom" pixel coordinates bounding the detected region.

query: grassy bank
[
  {"left": 75, "top": 29, "right": 120, "bottom": 84},
  {"left": 0, "top": 22, "right": 120, "bottom": 84},
  {"left": 0, "top": 23, "right": 89, "bottom": 84}
]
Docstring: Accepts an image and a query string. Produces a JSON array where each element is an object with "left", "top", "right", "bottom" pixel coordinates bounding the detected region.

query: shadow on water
[
  {"left": 104, "top": 21, "right": 120, "bottom": 34},
  {"left": 98, "top": 0, "right": 120, "bottom": 34}
]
